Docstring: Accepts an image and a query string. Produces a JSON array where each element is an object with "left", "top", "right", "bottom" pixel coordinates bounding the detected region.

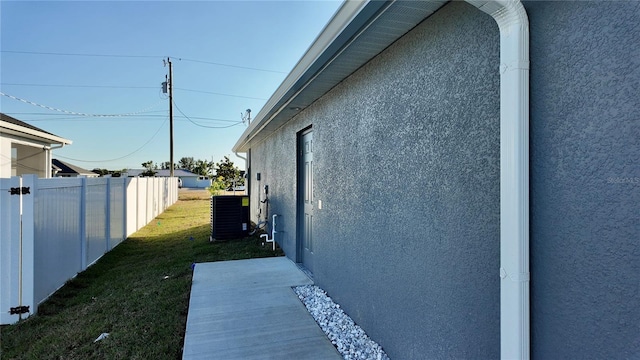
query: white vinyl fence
[{"left": 0, "top": 175, "right": 178, "bottom": 325}]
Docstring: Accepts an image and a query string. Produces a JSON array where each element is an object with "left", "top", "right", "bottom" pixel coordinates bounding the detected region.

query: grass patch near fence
[{"left": 0, "top": 191, "right": 281, "bottom": 360}]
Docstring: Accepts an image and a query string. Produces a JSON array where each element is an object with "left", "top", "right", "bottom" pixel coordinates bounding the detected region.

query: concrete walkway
[{"left": 182, "top": 257, "right": 342, "bottom": 360}]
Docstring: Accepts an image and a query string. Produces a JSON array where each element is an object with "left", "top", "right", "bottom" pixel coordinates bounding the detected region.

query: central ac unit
[{"left": 210, "top": 195, "right": 250, "bottom": 241}]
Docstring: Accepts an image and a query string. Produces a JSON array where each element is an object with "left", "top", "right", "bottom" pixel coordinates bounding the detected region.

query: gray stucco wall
[
  {"left": 526, "top": 1, "right": 640, "bottom": 359},
  {"left": 246, "top": 1, "right": 639, "bottom": 359},
  {"left": 249, "top": 120, "right": 311, "bottom": 258},
  {"left": 249, "top": 2, "right": 501, "bottom": 358}
]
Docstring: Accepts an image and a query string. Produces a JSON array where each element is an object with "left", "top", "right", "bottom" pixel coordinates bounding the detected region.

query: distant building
[
  {"left": 52, "top": 159, "right": 99, "bottom": 177},
  {"left": 124, "top": 169, "right": 212, "bottom": 188}
]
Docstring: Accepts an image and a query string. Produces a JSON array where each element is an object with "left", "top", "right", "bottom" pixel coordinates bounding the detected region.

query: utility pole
[{"left": 166, "top": 57, "right": 174, "bottom": 177}]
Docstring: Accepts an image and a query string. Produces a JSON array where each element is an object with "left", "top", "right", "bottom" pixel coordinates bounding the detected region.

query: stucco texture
[
  {"left": 526, "top": 1, "right": 640, "bottom": 359},
  {"left": 249, "top": 2, "right": 501, "bottom": 358},
  {"left": 246, "top": 1, "right": 639, "bottom": 359}
]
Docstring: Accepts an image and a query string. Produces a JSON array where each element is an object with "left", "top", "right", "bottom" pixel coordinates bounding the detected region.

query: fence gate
[{"left": 0, "top": 176, "right": 35, "bottom": 325}]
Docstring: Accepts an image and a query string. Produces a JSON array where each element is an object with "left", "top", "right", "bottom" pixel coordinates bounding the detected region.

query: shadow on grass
[{"left": 1, "top": 198, "right": 282, "bottom": 360}]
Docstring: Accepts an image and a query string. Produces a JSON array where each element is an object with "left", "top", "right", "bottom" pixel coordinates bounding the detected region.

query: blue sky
[{"left": 0, "top": 0, "right": 341, "bottom": 171}]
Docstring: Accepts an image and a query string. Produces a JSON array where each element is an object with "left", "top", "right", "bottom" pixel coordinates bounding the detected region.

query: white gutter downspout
[
  {"left": 235, "top": 152, "right": 248, "bottom": 195},
  {"left": 234, "top": 152, "right": 247, "bottom": 164},
  {"left": 48, "top": 144, "right": 66, "bottom": 178},
  {"left": 465, "top": 1, "right": 530, "bottom": 359}
]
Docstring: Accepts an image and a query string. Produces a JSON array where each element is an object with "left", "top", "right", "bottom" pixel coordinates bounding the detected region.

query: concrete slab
[{"left": 182, "top": 257, "right": 341, "bottom": 360}]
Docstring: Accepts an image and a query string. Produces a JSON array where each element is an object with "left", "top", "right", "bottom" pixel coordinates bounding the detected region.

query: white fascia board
[
  {"left": 232, "top": 0, "right": 368, "bottom": 153},
  {"left": 0, "top": 122, "right": 72, "bottom": 145},
  {"left": 2, "top": 135, "right": 51, "bottom": 149}
]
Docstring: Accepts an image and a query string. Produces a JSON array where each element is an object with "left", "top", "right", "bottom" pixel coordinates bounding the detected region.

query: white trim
[
  {"left": 0, "top": 121, "right": 72, "bottom": 145},
  {"left": 466, "top": 1, "right": 530, "bottom": 359},
  {"left": 3, "top": 136, "right": 50, "bottom": 149},
  {"left": 233, "top": 1, "right": 368, "bottom": 152}
]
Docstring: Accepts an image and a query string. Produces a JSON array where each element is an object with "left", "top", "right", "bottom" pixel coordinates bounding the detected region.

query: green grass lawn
[{"left": 0, "top": 192, "right": 281, "bottom": 359}]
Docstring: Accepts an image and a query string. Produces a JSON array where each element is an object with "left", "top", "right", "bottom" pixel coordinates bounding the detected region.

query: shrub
[{"left": 208, "top": 176, "right": 227, "bottom": 196}]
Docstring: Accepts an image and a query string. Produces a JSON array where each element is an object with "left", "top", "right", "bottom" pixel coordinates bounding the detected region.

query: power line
[
  {"left": 172, "top": 101, "right": 243, "bottom": 129},
  {"left": 2, "top": 112, "right": 241, "bottom": 123},
  {"left": 175, "top": 57, "right": 287, "bottom": 74},
  {"left": 172, "top": 115, "right": 242, "bottom": 123},
  {"left": 1, "top": 83, "right": 269, "bottom": 100},
  {"left": 1, "top": 50, "right": 160, "bottom": 59},
  {"left": 10, "top": 116, "right": 165, "bottom": 122},
  {"left": 0, "top": 91, "right": 164, "bottom": 117},
  {"left": 174, "top": 87, "right": 267, "bottom": 100},
  {"left": 56, "top": 118, "right": 169, "bottom": 163},
  {"left": 1, "top": 83, "right": 157, "bottom": 89},
  {"left": 0, "top": 110, "right": 166, "bottom": 117},
  {"left": 2, "top": 50, "right": 287, "bottom": 74},
  {"left": 0, "top": 149, "right": 48, "bottom": 170}
]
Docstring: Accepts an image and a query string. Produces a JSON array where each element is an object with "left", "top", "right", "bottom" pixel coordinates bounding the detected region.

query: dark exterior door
[{"left": 298, "top": 129, "right": 314, "bottom": 273}]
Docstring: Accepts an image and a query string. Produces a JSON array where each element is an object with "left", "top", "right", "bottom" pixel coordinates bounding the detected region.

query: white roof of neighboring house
[
  {"left": 1, "top": 113, "right": 72, "bottom": 145},
  {"left": 52, "top": 159, "right": 98, "bottom": 177}
]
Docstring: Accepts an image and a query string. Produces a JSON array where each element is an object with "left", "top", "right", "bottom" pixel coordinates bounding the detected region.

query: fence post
[
  {"left": 6, "top": 177, "right": 20, "bottom": 323},
  {"left": 20, "top": 174, "right": 36, "bottom": 320},
  {"left": 1, "top": 176, "right": 29, "bottom": 324},
  {"left": 137, "top": 177, "right": 142, "bottom": 232},
  {"left": 80, "top": 177, "right": 87, "bottom": 270},
  {"left": 105, "top": 177, "right": 111, "bottom": 252},
  {"left": 122, "top": 177, "right": 127, "bottom": 241},
  {"left": 153, "top": 178, "right": 158, "bottom": 218}
]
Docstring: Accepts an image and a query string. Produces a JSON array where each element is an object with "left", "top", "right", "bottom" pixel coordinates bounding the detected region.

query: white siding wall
[{"left": 0, "top": 136, "right": 11, "bottom": 178}]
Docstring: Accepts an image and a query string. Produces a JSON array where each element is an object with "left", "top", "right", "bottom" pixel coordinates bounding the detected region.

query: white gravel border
[{"left": 294, "top": 285, "right": 390, "bottom": 360}]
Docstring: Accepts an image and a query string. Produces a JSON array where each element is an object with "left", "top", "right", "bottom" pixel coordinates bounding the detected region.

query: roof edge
[
  {"left": 232, "top": 0, "right": 373, "bottom": 153},
  {"left": 1, "top": 120, "right": 72, "bottom": 145}
]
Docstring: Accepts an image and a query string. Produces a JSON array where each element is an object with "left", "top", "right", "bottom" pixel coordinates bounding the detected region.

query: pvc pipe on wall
[
  {"left": 465, "top": 1, "right": 530, "bottom": 359},
  {"left": 260, "top": 214, "right": 278, "bottom": 251}
]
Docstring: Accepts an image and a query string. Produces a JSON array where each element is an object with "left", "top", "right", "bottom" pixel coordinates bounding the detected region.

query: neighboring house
[
  {"left": 51, "top": 159, "right": 99, "bottom": 178},
  {"left": 233, "top": 1, "right": 638, "bottom": 359},
  {"left": 125, "top": 169, "right": 211, "bottom": 188},
  {"left": 0, "top": 113, "right": 72, "bottom": 178}
]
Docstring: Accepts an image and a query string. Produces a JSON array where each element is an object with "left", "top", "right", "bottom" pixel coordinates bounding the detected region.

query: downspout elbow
[
  {"left": 49, "top": 144, "right": 66, "bottom": 150},
  {"left": 234, "top": 152, "right": 246, "bottom": 162}
]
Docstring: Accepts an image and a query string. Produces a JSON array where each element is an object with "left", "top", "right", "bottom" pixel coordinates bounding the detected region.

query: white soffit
[
  {"left": 233, "top": 0, "right": 447, "bottom": 152},
  {"left": 1, "top": 121, "right": 72, "bottom": 146}
]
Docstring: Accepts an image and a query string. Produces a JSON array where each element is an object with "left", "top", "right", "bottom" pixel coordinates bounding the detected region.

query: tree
[
  {"left": 92, "top": 168, "right": 109, "bottom": 176},
  {"left": 160, "top": 161, "right": 177, "bottom": 170},
  {"left": 193, "top": 159, "right": 214, "bottom": 177},
  {"left": 141, "top": 161, "right": 157, "bottom": 177},
  {"left": 178, "top": 157, "right": 195, "bottom": 172},
  {"left": 215, "top": 156, "right": 244, "bottom": 189},
  {"left": 92, "top": 168, "right": 122, "bottom": 177},
  {"left": 207, "top": 177, "right": 227, "bottom": 196}
]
